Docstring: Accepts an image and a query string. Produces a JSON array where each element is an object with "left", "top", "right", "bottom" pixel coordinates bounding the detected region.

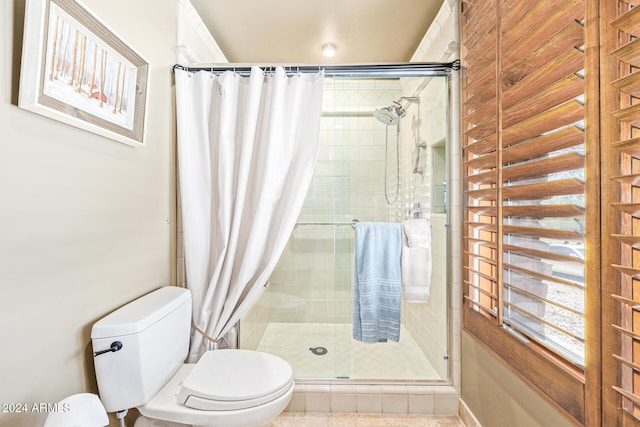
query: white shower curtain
[{"left": 175, "top": 67, "right": 324, "bottom": 361}]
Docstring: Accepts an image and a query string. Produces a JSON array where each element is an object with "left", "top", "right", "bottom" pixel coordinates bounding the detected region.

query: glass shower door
[{"left": 240, "top": 74, "right": 450, "bottom": 382}]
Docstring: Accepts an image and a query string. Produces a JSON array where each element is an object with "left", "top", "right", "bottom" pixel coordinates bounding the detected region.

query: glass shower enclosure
[{"left": 239, "top": 72, "right": 450, "bottom": 383}]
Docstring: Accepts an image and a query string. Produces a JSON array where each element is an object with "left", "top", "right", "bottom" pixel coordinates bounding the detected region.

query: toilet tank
[{"left": 91, "top": 287, "right": 192, "bottom": 413}]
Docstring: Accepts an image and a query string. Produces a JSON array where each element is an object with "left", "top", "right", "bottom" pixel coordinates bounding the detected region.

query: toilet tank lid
[{"left": 91, "top": 287, "right": 191, "bottom": 339}]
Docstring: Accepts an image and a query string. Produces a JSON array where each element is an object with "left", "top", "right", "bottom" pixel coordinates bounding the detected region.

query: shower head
[
  {"left": 373, "top": 101, "right": 405, "bottom": 125},
  {"left": 373, "top": 96, "right": 420, "bottom": 125},
  {"left": 374, "top": 107, "right": 400, "bottom": 125}
]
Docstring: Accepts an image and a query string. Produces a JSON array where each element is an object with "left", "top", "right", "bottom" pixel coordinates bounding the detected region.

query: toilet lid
[{"left": 176, "top": 350, "right": 294, "bottom": 411}]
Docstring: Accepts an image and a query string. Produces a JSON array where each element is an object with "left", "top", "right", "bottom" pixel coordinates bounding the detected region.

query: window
[
  {"left": 462, "top": 1, "right": 640, "bottom": 425},
  {"left": 461, "top": 0, "right": 594, "bottom": 423}
]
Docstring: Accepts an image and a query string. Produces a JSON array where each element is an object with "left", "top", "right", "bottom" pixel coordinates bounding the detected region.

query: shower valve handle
[{"left": 93, "top": 341, "right": 123, "bottom": 357}]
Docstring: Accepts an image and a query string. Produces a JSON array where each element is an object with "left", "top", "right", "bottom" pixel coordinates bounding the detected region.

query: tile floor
[
  {"left": 256, "top": 323, "right": 441, "bottom": 380},
  {"left": 271, "top": 413, "right": 464, "bottom": 426}
]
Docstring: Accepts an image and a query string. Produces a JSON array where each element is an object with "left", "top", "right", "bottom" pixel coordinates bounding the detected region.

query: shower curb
[{"left": 286, "top": 383, "right": 459, "bottom": 415}]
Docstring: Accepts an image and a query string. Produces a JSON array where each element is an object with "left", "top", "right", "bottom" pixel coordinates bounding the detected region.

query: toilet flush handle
[{"left": 93, "top": 341, "right": 123, "bottom": 357}]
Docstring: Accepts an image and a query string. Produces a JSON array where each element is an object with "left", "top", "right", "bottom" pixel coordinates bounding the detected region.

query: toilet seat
[
  {"left": 177, "top": 350, "right": 294, "bottom": 411},
  {"left": 137, "top": 350, "right": 294, "bottom": 427}
]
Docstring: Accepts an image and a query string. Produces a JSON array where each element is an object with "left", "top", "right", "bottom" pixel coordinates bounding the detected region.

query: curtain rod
[{"left": 172, "top": 60, "right": 459, "bottom": 78}]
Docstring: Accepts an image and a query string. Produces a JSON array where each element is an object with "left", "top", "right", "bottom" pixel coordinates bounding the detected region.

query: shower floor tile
[{"left": 256, "top": 323, "right": 441, "bottom": 380}]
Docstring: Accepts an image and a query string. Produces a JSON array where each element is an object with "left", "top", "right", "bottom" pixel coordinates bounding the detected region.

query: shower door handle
[{"left": 413, "top": 145, "right": 425, "bottom": 175}]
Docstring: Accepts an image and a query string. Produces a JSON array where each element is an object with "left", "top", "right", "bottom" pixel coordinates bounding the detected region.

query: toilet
[{"left": 91, "top": 287, "right": 294, "bottom": 427}]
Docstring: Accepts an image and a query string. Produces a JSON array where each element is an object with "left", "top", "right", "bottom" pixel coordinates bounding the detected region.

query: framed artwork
[{"left": 19, "top": 0, "right": 149, "bottom": 147}]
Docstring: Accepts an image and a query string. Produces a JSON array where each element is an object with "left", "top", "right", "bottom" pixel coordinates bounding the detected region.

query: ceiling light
[{"left": 322, "top": 43, "right": 338, "bottom": 58}]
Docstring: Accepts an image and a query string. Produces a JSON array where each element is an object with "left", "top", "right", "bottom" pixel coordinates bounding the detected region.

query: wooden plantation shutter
[
  {"left": 462, "top": 0, "right": 596, "bottom": 423},
  {"left": 602, "top": 1, "right": 640, "bottom": 425}
]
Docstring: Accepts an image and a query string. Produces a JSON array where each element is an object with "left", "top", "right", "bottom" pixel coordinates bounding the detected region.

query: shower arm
[
  {"left": 392, "top": 96, "right": 420, "bottom": 112},
  {"left": 399, "top": 96, "right": 420, "bottom": 104}
]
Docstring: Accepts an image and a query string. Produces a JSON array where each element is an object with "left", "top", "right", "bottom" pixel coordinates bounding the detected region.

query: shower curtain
[{"left": 175, "top": 67, "right": 324, "bottom": 361}]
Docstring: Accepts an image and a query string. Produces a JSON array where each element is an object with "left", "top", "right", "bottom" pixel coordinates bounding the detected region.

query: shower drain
[{"left": 309, "top": 346, "right": 328, "bottom": 356}]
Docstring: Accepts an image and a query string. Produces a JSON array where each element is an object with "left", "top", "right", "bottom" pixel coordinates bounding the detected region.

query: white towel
[
  {"left": 401, "top": 219, "right": 432, "bottom": 303},
  {"left": 403, "top": 218, "right": 431, "bottom": 248}
]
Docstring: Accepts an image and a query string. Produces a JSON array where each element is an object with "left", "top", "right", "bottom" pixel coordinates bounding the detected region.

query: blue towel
[{"left": 352, "top": 222, "right": 402, "bottom": 343}]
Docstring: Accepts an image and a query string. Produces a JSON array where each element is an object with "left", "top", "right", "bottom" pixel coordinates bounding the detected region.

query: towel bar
[{"left": 295, "top": 219, "right": 359, "bottom": 229}]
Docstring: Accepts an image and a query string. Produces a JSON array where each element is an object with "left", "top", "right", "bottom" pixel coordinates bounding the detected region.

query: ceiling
[{"left": 189, "top": 0, "right": 445, "bottom": 64}]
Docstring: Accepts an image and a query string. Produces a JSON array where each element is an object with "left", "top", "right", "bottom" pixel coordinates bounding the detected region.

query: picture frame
[{"left": 19, "top": 0, "right": 149, "bottom": 147}]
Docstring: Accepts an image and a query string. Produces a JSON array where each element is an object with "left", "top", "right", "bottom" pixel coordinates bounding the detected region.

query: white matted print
[{"left": 19, "top": 0, "right": 149, "bottom": 147}]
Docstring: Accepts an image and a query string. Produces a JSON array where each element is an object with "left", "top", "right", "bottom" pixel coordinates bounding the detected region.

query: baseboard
[{"left": 459, "top": 398, "right": 482, "bottom": 427}]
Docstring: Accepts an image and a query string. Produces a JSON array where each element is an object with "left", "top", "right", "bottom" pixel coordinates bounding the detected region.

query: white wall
[
  {"left": 176, "top": 0, "right": 227, "bottom": 64},
  {"left": 462, "top": 333, "right": 574, "bottom": 427},
  {"left": 0, "top": 1, "right": 179, "bottom": 426}
]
